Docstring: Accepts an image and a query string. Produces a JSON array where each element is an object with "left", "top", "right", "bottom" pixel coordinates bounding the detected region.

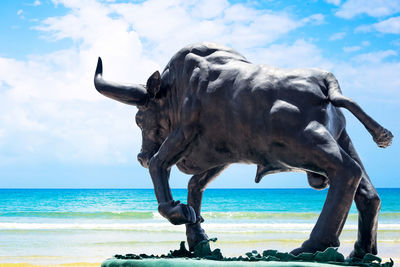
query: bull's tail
[{"left": 325, "top": 72, "right": 393, "bottom": 148}]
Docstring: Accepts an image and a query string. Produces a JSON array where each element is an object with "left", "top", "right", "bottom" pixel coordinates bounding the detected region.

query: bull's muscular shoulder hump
[
  {"left": 164, "top": 42, "right": 248, "bottom": 71},
  {"left": 161, "top": 42, "right": 250, "bottom": 89}
]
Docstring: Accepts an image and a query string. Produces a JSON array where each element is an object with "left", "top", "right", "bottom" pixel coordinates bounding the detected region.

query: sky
[{"left": 0, "top": 0, "right": 399, "bottom": 189}]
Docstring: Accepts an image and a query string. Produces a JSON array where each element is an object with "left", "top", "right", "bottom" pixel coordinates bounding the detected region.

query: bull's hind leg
[
  {"left": 351, "top": 178, "right": 380, "bottom": 258},
  {"left": 186, "top": 165, "right": 226, "bottom": 250},
  {"left": 338, "top": 130, "right": 380, "bottom": 258},
  {"left": 290, "top": 121, "right": 362, "bottom": 255}
]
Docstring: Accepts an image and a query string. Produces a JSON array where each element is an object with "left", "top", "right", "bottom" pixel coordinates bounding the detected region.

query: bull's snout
[{"left": 137, "top": 152, "right": 149, "bottom": 168}]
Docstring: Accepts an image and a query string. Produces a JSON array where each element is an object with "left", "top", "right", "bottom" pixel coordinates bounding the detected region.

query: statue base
[{"left": 100, "top": 240, "right": 393, "bottom": 267}]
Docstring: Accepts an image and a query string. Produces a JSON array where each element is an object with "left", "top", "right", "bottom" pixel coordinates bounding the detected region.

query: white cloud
[
  {"left": 190, "top": 0, "right": 229, "bottom": 19},
  {"left": 33, "top": 0, "right": 41, "bottom": 6},
  {"left": 0, "top": 1, "right": 157, "bottom": 164},
  {"left": 332, "top": 61, "right": 400, "bottom": 101},
  {"left": 109, "top": 0, "right": 311, "bottom": 63},
  {"left": 356, "top": 16, "right": 400, "bottom": 34},
  {"left": 371, "top": 16, "right": 400, "bottom": 34},
  {"left": 247, "top": 39, "right": 333, "bottom": 70},
  {"left": 325, "top": 0, "right": 341, "bottom": 5},
  {"left": 329, "top": 32, "right": 346, "bottom": 41},
  {"left": 336, "top": 0, "right": 400, "bottom": 19},
  {"left": 355, "top": 24, "right": 370, "bottom": 33},
  {"left": 361, "top": 41, "right": 370, "bottom": 47},
  {"left": 343, "top": 46, "right": 361, "bottom": 52},
  {"left": 302, "top": 13, "right": 325, "bottom": 25},
  {"left": 352, "top": 50, "right": 397, "bottom": 63}
]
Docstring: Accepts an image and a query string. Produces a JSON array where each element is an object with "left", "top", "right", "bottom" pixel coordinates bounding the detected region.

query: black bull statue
[{"left": 94, "top": 42, "right": 393, "bottom": 257}]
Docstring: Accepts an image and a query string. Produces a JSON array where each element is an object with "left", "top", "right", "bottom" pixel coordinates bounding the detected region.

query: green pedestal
[{"left": 100, "top": 241, "right": 393, "bottom": 267}]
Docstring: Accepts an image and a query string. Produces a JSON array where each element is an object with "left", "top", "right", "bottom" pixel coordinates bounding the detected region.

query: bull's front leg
[
  {"left": 149, "top": 128, "right": 197, "bottom": 225},
  {"left": 186, "top": 166, "right": 227, "bottom": 250}
]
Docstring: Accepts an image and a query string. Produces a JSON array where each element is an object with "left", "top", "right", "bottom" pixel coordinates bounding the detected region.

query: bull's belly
[
  {"left": 175, "top": 136, "right": 271, "bottom": 175},
  {"left": 176, "top": 150, "right": 232, "bottom": 175},
  {"left": 176, "top": 158, "right": 209, "bottom": 175},
  {"left": 176, "top": 147, "right": 294, "bottom": 178},
  {"left": 176, "top": 140, "right": 249, "bottom": 175}
]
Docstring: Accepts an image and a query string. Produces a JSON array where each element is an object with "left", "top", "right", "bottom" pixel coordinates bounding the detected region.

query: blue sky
[{"left": 0, "top": 0, "right": 399, "bottom": 188}]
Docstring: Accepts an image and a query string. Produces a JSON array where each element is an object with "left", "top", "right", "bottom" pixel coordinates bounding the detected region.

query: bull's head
[{"left": 94, "top": 57, "right": 166, "bottom": 168}]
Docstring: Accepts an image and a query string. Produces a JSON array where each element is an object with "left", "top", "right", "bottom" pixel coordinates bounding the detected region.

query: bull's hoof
[
  {"left": 290, "top": 246, "right": 318, "bottom": 256},
  {"left": 290, "top": 239, "right": 335, "bottom": 256},
  {"left": 348, "top": 249, "right": 364, "bottom": 260},
  {"left": 186, "top": 215, "right": 207, "bottom": 250},
  {"left": 373, "top": 128, "right": 393, "bottom": 148},
  {"left": 158, "top": 200, "right": 196, "bottom": 225},
  {"left": 348, "top": 241, "right": 376, "bottom": 259},
  {"left": 186, "top": 228, "right": 208, "bottom": 251}
]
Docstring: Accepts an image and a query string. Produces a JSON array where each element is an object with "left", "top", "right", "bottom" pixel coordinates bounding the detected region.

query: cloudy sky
[{"left": 0, "top": 0, "right": 399, "bottom": 188}]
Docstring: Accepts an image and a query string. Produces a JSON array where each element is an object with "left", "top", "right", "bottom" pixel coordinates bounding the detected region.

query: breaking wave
[{"left": 1, "top": 211, "right": 398, "bottom": 221}]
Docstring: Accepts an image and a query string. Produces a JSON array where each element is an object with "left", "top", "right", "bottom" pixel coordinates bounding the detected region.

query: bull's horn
[{"left": 94, "top": 57, "right": 148, "bottom": 106}]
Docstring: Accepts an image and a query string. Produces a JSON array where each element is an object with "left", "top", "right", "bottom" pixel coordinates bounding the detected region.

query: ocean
[{"left": 0, "top": 188, "right": 399, "bottom": 265}]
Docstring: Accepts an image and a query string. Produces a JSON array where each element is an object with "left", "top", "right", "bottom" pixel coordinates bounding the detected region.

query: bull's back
[
  {"left": 192, "top": 63, "right": 334, "bottom": 132},
  {"left": 170, "top": 43, "right": 342, "bottom": 132}
]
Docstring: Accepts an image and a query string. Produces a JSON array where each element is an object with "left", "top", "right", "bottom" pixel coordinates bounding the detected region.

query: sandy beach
[{"left": 0, "top": 223, "right": 398, "bottom": 266}]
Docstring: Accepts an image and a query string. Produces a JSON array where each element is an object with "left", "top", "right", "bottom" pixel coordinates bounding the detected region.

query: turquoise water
[
  {"left": 0, "top": 188, "right": 399, "bottom": 221},
  {"left": 0, "top": 189, "right": 399, "bottom": 264}
]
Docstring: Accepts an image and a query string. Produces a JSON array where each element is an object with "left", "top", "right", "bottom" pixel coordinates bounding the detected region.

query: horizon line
[{"left": 0, "top": 187, "right": 399, "bottom": 190}]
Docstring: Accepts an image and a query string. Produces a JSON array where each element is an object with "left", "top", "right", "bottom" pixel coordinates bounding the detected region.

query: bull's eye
[
  {"left": 136, "top": 118, "right": 142, "bottom": 127},
  {"left": 135, "top": 113, "right": 144, "bottom": 127}
]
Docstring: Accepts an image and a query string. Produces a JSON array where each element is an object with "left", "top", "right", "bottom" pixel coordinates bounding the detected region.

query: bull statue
[{"left": 94, "top": 42, "right": 393, "bottom": 258}]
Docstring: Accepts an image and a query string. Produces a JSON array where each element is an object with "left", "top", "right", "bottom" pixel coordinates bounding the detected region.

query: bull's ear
[{"left": 146, "top": 71, "right": 161, "bottom": 98}]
